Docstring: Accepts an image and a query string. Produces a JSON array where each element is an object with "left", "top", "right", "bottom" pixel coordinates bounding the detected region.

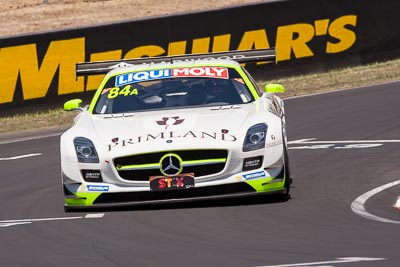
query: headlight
[
  {"left": 74, "top": 137, "right": 99, "bottom": 163},
  {"left": 243, "top": 123, "right": 267, "bottom": 152}
]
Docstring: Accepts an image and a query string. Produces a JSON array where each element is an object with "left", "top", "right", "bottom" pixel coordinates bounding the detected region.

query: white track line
[
  {"left": 288, "top": 138, "right": 400, "bottom": 144},
  {"left": 351, "top": 180, "right": 400, "bottom": 224},
  {"left": 0, "top": 132, "right": 62, "bottom": 145},
  {"left": 0, "top": 213, "right": 104, "bottom": 228},
  {"left": 256, "top": 257, "right": 386, "bottom": 267},
  {"left": 0, "top": 153, "right": 42, "bottom": 161}
]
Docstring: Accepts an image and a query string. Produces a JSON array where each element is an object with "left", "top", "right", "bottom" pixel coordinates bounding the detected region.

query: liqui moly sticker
[
  {"left": 116, "top": 69, "right": 171, "bottom": 86},
  {"left": 171, "top": 67, "right": 228, "bottom": 79},
  {"left": 115, "top": 67, "right": 229, "bottom": 86}
]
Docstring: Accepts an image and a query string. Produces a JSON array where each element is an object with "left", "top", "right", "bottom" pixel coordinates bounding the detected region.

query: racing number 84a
[{"left": 107, "top": 85, "right": 139, "bottom": 99}]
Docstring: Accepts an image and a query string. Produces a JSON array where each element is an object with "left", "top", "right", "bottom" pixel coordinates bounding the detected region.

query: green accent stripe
[
  {"left": 246, "top": 177, "right": 285, "bottom": 192},
  {"left": 117, "top": 163, "right": 159, "bottom": 171},
  {"left": 65, "top": 192, "right": 102, "bottom": 206},
  {"left": 65, "top": 197, "right": 87, "bottom": 206},
  {"left": 182, "top": 158, "right": 226, "bottom": 166},
  {"left": 117, "top": 158, "right": 227, "bottom": 171}
]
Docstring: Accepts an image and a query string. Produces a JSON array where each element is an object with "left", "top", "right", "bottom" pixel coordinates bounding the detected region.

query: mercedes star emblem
[{"left": 160, "top": 153, "right": 183, "bottom": 176}]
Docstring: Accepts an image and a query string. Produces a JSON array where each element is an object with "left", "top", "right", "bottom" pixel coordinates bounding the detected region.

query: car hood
[{"left": 81, "top": 104, "right": 264, "bottom": 154}]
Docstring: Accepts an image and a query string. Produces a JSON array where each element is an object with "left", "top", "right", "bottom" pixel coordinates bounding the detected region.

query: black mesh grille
[{"left": 113, "top": 149, "right": 228, "bottom": 181}]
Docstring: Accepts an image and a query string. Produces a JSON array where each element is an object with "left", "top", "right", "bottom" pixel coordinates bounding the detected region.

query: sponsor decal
[
  {"left": 150, "top": 174, "right": 195, "bottom": 191},
  {"left": 108, "top": 130, "right": 237, "bottom": 151},
  {"left": 242, "top": 156, "right": 263, "bottom": 171},
  {"left": 81, "top": 169, "right": 102, "bottom": 182},
  {"left": 243, "top": 171, "right": 266, "bottom": 180},
  {"left": 234, "top": 78, "right": 245, "bottom": 84},
  {"left": 115, "top": 67, "right": 228, "bottom": 86},
  {"left": 236, "top": 175, "right": 243, "bottom": 181},
  {"left": 116, "top": 69, "right": 171, "bottom": 86},
  {"left": 101, "top": 87, "right": 112, "bottom": 95},
  {"left": 156, "top": 116, "right": 185, "bottom": 130},
  {"left": 266, "top": 139, "right": 283, "bottom": 148},
  {"left": 85, "top": 173, "right": 101, "bottom": 179},
  {"left": 87, "top": 185, "right": 109, "bottom": 192},
  {"left": 172, "top": 67, "right": 228, "bottom": 79}
]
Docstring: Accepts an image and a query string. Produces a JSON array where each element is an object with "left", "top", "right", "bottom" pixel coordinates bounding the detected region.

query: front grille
[{"left": 114, "top": 149, "right": 228, "bottom": 181}]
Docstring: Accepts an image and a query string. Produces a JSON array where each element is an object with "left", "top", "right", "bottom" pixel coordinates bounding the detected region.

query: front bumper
[
  {"left": 65, "top": 186, "right": 287, "bottom": 211},
  {"left": 63, "top": 167, "right": 288, "bottom": 211}
]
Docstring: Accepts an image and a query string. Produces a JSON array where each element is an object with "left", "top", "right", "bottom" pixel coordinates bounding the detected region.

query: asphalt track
[{"left": 1, "top": 81, "right": 400, "bottom": 267}]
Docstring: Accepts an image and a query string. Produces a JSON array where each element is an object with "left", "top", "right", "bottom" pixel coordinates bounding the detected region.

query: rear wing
[{"left": 76, "top": 48, "right": 276, "bottom": 76}]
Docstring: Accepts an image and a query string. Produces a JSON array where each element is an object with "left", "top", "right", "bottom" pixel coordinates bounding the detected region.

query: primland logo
[
  {"left": 107, "top": 130, "right": 237, "bottom": 151},
  {"left": 156, "top": 116, "right": 185, "bottom": 130}
]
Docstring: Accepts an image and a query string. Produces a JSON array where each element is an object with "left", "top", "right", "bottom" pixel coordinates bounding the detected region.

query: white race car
[{"left": 61, "top": 49, "right": 291, "bottom": 211}]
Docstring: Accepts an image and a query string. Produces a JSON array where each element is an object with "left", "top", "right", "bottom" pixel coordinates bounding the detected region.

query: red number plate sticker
[{"left": 149, "top": 174, "right": 195, "bottom": 191}]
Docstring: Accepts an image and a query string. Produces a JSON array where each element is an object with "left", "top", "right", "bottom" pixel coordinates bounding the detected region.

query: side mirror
[
  {"left": 64, "top": 99, "right": 83, "bottom": 111},
  {"left": 265, "top": 83, "right": 285, "bottom": 93}
]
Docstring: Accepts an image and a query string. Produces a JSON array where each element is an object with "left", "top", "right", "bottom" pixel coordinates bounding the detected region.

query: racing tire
[
  {"left": 64, "top": 205, "right": 73, "bottom": 212},
  {"left": 282, "top": 135, "right": 292, "bottom": 198},
  {"left": 283, "top": 148, "right": 292, "bottom": 197}
]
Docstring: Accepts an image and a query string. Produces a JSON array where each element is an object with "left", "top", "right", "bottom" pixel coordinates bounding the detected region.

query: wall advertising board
[{"left": 0, "top": 0, "right": 399, "bottom": 110}]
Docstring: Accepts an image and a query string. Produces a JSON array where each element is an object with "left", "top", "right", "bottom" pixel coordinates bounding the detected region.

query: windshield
[{"left": 93, "top": 67, "right": 254, "bottom": 114}]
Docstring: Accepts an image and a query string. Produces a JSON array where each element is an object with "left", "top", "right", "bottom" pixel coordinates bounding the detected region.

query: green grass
[
  {"left": 1, "top": 58, "right": 399, "bottom": 134},
  {"left": 0, "top": 108, "right": 75, "bottom": 134},
  {"left": 264, "top": 58, "right": 400, "bottom": 98}
]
